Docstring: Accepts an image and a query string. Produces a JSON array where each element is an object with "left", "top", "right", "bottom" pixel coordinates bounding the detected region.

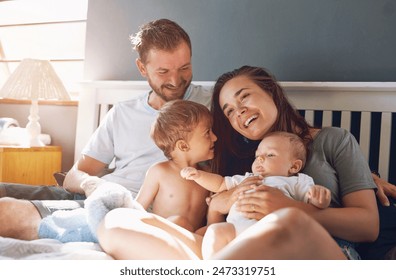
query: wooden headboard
[{"left": 76, "top": 81, "right": 396, "bottom": 184}]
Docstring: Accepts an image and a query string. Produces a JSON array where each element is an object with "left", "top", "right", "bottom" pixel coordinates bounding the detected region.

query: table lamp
[{"left": 0, "top": 58, "right": 71, "bottom": 147}]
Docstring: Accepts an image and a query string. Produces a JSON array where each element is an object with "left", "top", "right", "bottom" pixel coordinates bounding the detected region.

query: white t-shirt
[{"left": 81, "top": 84, "right": 212, "bottom": 197}]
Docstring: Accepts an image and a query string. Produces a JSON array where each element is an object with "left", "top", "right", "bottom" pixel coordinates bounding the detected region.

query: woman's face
[{"left": 218, "top": 75, "right": 278, "bottom": 140}]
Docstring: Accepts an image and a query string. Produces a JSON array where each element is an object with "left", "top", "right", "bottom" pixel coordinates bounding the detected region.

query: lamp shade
[
  {"left": 0, "top": 59, "right": 71, "bottom": 147},
  {"left": 0, "top": 58, "right": 70, "bottom": 101}
]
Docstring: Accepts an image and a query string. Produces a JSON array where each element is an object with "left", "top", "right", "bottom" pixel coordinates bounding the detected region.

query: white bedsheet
[{"left": 0, "top": 237, "right": 113, "bottom": 260}]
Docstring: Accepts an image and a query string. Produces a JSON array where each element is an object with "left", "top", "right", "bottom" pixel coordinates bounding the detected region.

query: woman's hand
[
  {"left": 207, "top": 175, "right": 263, "bottom": 214},
  {"left": 372, "top": 173, "right": 396, "bottom": 206},
  {"left": 235, "top": 185, "right": 300, "bottom": 220},
  {"left": 207, "top": 189, "right": 236, "bottom": 215}
]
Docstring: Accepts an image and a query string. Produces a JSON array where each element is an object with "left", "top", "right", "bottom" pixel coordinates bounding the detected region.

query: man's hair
[
  {"left": 151, "top": 100, "right": 212, "bottom": 159},
  {"left": 264, "top": 131, "right": 307, "bottom": 167},
  {"left": 130, "top": 18, "right": 192, "bottom": 63}
]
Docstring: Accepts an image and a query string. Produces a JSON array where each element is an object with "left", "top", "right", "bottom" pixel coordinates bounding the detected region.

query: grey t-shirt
[{"left": 302, "top": 127, "right": 376, "bottom": 207}]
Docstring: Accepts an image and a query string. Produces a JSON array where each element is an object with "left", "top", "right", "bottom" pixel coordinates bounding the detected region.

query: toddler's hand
[{"left": 180, "top": 167, "right": 199, "bottom": 180}]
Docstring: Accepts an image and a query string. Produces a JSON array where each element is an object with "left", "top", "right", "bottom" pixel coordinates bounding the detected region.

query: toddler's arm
[
  {"left": 305, "top": 185, "right": 331, "bottom": 209},
  {"left": 180, "top": 167, "right": 227, "bottom": 192},
  {"left": 135, "top": 165, "right": 161, "bottom": 210}
]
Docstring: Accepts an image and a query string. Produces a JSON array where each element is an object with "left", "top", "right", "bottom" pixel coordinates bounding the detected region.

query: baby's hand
[
  {"left": 180, "top": 167, "right": 200, "bottom": 180},
  {"left": 307, "top": 185, "right": 331, "bottom": 209}
]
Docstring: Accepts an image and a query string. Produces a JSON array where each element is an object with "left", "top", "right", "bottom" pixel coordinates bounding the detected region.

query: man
[{"left": 0, "top": 18, "right": 211, "bottom": 240}]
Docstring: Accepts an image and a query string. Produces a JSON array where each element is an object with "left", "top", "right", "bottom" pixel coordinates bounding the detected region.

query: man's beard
[{"left": 148, "top": 77, "right": 192, "bottom": 102}]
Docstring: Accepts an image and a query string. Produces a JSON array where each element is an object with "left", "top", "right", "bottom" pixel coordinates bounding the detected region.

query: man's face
[{"left": 137, "top": 42, "right": 193, "bottom": 103}]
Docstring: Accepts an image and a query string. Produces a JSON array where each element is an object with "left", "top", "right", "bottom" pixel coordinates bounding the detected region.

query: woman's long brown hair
[{"left": 210, "top": 65, "right": 313, "bottom": 176}]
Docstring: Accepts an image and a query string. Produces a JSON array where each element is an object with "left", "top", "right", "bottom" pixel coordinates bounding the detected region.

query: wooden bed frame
[{"left": 76, "top": 81, "right": 396, "bottom": 184}]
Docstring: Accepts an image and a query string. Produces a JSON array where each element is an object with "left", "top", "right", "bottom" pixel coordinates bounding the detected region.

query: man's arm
[{"left": 63, "top": 155, "right": 108, "bottom": 194}]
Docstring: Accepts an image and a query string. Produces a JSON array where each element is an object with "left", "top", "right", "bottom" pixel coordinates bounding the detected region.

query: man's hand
[
  {"left": 373, "top": 173, "right": 396, "bottom": 206},
  {"left": 64, "top": 169, "right": 107, "bottom": 197},
  {"left": 63, "top": 169, "right": 90, "bottom": 194},
  {"left": 63, "top": 155, "right": 108, "bottom": 195}
]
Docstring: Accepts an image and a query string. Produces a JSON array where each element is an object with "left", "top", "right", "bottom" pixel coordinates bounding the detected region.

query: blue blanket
[
  {"left": 38, "top": 182, "right": 143, "bottom": 243},
  {"left": 38, "top": 208, "right": 97, "bottom": 243}
]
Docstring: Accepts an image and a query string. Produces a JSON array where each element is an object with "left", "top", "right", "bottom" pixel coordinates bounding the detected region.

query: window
[{"left": 0, "top": 0, "right": 88, "bottom": 99}]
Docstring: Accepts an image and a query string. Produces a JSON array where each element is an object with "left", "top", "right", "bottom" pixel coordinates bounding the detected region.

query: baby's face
[{"left": 251, "top": 135, "right": 295, "bottom": 177}]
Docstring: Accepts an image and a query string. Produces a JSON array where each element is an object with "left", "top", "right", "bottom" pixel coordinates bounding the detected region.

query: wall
[
  {"left": 3, "top": 0, "right": 394, "bottom": 172},
  {"left": 84, "top": 0, "right": 396, "bottom": 82}
]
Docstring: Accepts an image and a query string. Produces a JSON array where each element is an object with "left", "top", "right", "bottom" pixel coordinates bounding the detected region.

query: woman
[{"left": 209, "top": 65, "right": 396, "bottom": 259}]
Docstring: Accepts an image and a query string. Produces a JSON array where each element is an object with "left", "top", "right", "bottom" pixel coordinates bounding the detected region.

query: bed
[
  {"left": 1, "top": 80, "right": 395, "bottom": 260},
  {"left": 76, "top": 80, "right": 396, "bottom": 184}
]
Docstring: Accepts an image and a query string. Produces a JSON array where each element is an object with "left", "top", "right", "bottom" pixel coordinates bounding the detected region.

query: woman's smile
[{"left": 243, "top": 114, "right": 258, "bottom": 128}]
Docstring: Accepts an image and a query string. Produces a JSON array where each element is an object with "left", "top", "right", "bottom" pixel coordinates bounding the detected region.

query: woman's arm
[
  {"left": 236, "top": 186, "right": 379, "bottom": 242},
  {"left": 312, "top": 189, "right": 379, "bottom": 242}
]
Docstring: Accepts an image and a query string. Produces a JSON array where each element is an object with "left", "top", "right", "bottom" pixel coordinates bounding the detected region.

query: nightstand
[{"left": 0, "top": 146, "right": 62, "bottom": 185}]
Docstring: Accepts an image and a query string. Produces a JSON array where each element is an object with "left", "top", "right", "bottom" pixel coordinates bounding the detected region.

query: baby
[{"left": 181, "top": 131, "right": 331, "bottom": 258}]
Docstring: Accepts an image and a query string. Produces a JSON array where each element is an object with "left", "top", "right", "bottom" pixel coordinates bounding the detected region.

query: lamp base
[{"left": 26, "top": 100, "right": 45, "bottom": 147}]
